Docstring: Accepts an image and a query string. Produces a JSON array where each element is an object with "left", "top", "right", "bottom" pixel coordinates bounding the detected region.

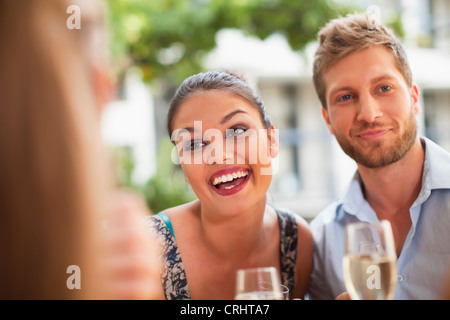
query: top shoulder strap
[{"left": 154, "top": 212, "right": 175, "bottom": 239}]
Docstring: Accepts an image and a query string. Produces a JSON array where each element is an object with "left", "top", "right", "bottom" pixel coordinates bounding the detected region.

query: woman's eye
[
  {"left": 184, "top": 140, "right": 205, "bottom": 151},
  {"left": 226, "top": 126, "right": 247, "bottom": 139}
]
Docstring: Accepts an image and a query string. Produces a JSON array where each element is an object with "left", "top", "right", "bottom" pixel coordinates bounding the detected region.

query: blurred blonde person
[{"left": 0, "top": 0, "right": 160, "bottom": 299}]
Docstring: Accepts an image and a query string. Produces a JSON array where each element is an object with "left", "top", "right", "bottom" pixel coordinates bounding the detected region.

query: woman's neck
[{"left": 197, "top": 198, "right": 269, "bottom": 259}]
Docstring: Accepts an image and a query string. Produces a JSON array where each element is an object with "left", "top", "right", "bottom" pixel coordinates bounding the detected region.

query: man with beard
[{"left": 307, "top": 12, "right": 450, "bottom": 299}]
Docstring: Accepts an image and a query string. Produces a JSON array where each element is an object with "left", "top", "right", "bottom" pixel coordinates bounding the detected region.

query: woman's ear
[{"left": 268, "top": 125, "right": 279, "bottom": 158}]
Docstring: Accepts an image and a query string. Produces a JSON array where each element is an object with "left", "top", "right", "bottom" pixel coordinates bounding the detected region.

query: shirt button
[{"left": 398, "top": 275, "right": 405, "bottom": 282}]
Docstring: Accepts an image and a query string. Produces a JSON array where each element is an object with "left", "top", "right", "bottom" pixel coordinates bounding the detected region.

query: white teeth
[{"left": 212, "top": 170, "right": 248, "bottom": 186}]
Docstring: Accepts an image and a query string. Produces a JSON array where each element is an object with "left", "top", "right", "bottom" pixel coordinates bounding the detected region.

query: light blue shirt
[{"left": 308, "top": 137, "right": 450, "bottom": 300}]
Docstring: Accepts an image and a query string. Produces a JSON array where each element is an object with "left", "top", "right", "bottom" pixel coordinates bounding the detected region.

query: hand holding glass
[
  {"left": 343, "top": 220, "right": 397, "bottom": 300},
  {"left": 235, "top": 267, "right": 285, "bottom": 300}
]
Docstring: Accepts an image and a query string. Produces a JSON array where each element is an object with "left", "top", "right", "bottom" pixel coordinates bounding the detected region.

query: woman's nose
[{"left": 205, "top": 138, "right": 234, "bottom": 165}]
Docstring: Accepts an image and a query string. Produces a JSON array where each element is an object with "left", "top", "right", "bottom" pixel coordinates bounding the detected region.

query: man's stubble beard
[{"left": 333, "top": 110, "right": 417, "bottom": 169}]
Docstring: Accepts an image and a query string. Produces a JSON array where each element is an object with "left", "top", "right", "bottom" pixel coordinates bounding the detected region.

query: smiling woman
[{"left": 147, "top": 71, "right": 314, "bottom": 300}]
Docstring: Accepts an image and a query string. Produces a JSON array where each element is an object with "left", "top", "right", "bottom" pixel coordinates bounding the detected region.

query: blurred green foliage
[
  {"left": 113, "top": 139, "right": 196, "bottom": 214},
  {"left": 141, "top": 139, "right": 196, "bottom": 213},
  {"left": 106, "top": 0, "right": 358, "bottom": 84}
]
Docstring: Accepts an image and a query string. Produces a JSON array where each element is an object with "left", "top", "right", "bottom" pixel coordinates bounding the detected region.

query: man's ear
[
  {"left": 268, "top": 124, "right": 279, "bottom": 158},
  {"left": 410, "top": 83, "right": 421, "bottom": 115},
  {"left": 321, "top": 107, "right": 334, "bottom": 135}
]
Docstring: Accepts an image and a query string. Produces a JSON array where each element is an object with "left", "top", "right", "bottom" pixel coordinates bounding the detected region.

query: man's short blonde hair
[{"left": 312, "top": 12, "right": 413, "bottom": 109}]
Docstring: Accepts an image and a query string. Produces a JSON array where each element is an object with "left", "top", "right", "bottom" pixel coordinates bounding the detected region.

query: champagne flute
[
  {"left": 343, "top": 220, "right": 397, "bottom": 300},
  {"left": 234, "top": 267, "right": 284, "bottom": 300}
]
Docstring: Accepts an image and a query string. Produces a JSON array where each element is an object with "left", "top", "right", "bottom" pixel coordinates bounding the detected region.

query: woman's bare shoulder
[{"left": 160, "top": 199, "right": 200, "bottom": 219}]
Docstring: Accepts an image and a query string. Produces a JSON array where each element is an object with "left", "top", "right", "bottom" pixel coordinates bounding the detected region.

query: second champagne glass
[
  {"left": 234, "top": 267, "right": 284, "bottom": 300},
  {"left": 343, "top": 220, "right": 397, "bottom": 300}
]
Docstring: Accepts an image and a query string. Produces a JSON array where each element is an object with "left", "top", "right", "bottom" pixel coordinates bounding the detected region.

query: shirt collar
[
  {"left": 335, "top": 171, "right": 373, "bottom": 221},
  {"left": 414, "top": 137, "right": 450, "bottom": 205},
  {"left": 421, "top": 137, "right": 450, "bottom": 190},
  {"left": 335, "top": 137, "right": 450, "bottom": 221}
]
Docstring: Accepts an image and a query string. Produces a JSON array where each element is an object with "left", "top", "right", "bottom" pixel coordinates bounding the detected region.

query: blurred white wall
[{"left": 101, "top": 68, "right": 157, "bottom": 184}]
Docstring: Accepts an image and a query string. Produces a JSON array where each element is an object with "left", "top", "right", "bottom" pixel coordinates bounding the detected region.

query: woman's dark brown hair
[{"left": 167, "top": 71, "right": 272, "bottom": 137}]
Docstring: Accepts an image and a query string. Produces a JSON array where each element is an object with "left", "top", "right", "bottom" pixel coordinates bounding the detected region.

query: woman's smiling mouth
[{"left": 209, "top": 168, "right": 250, "bottom": 196}]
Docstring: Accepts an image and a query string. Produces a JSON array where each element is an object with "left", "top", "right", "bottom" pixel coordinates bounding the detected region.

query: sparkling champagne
[
  {"left": 235, "top": 291, "right": 284, "bottom": 300},
  {"left": 343, "top": 253, "right": 397, "bottom": 300}
]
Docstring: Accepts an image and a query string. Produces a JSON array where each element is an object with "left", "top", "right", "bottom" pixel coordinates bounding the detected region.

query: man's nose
[{"left": 356, "top": 93, "right": 383, "bottom": 123}]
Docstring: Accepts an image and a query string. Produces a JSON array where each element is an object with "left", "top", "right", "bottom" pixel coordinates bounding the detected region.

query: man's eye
[
  {"left": 379, "top": 85, "right": 391, "bottom": 92},
  {"left": 338, "top": 94, "right": 352, "bottom": 102}
]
